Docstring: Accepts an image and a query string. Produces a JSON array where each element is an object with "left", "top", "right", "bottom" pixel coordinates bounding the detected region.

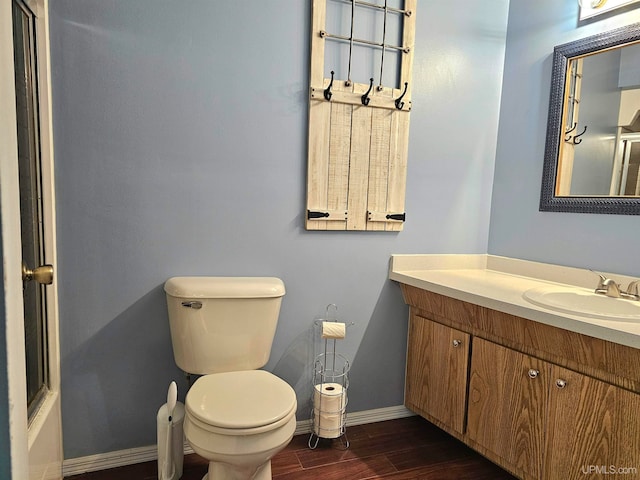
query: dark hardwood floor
[{"left": 65, "top": 416, "right": 516, "bottom": 480}]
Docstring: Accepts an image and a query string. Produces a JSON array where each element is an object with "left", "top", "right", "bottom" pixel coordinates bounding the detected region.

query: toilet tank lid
[{"left": 164, "top": 276, "right": 285, "bottom": 298}]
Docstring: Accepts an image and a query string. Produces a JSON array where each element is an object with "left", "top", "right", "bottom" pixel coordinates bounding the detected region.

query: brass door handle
[{"left": 22, "top": 263, "right": 54, "bottom": 285}]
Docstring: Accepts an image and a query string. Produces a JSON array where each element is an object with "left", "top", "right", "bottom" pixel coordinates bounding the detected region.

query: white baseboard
[
  {"left": 62, "top": 405, "right": 414, "bottom": 477},
  {"left": 294, "top": 404, "right": 414, "bottom": 435}
]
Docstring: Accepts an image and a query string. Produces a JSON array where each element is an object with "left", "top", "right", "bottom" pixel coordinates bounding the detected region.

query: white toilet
[{"left": 164, "top": 276, "right": 297, "bottom": 480}]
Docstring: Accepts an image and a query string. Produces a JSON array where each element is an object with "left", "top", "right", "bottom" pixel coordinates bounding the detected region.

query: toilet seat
[{"left": 185, "top": 370, "right": 296, "bottom": 434}]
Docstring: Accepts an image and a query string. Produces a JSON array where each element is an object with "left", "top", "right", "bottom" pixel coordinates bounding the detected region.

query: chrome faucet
[
  {"left": 593, "top": 271, "right": 640, "bottom": 301},
  {"left": 593, "top": 272, "right": 621, "bottom": 298}
]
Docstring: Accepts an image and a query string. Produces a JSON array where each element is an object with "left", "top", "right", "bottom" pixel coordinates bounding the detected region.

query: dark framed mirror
[{"left": 540, "top": 22, "right": 640, "bottom": 214}]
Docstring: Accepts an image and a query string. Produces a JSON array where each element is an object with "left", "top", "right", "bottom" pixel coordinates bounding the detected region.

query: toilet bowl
[{"left": 184, "top": 370, "right": 297, "bottom": 480}]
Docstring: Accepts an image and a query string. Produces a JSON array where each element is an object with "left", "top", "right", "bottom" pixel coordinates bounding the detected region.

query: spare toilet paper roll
[
  {"left": 313, "top": 383, "right": 346, "bottom": 414},
  {"left": 313, "top": 383, "right": 346, "bottom": 438},
  {"left": 321, "top": 321, "right": 346, "bottom": 339},
  {"left": 313, "top": 412, "right": 343, "bottom": 438}
]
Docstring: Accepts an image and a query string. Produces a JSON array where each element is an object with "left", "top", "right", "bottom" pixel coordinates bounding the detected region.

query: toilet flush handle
[{"left": 181, "top": 301, "right": 202, "bottom": 309}]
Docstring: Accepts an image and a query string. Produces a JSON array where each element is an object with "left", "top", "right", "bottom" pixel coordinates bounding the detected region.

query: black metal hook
[
  {"left": 361, "top": 78, "right": 373, "bottom": 106},
  {"left": 572, "top": 125, "right": 587, "bottom": 144},
  {"left": 324, "top": 71, "right": 334, "bottom": 101},
  {"left": 564, "top": 122, "right": 577, "bottom": 142},
  {"left": 395, "top": 82, "right": 408, "bottom": 110}
]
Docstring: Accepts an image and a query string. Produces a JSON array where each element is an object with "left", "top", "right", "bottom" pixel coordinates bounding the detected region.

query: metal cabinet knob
[
  {"left": 555, "top": 379, "right": 567, "bottom": 389},
  {"left": 452, "top": 339, "right": 462, "bottom": 348},
  {"left": 528, "top": 369, "right": 539, "bottom": 379}
]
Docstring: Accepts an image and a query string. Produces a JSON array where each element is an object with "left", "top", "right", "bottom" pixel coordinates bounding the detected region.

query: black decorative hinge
[
  {"left": 308, "top": 210, "right": 329, "bottom": 219},
  {"left": 368, "top": 211, "right": 406, "bottom": 222},
  {"left": 307, "top": 210, "right": 348, "bottom": 220}
]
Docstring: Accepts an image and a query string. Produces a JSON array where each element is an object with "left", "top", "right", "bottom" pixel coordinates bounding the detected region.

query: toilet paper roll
[
  {"left": 313, "top": 412, "right": 343, "bottom": 438},
  {"left": 321, "top": 321, "right": 346, "bottom": 339},
  {"left": 313, "top": 383, "right": 347, "bottom": 414},
  {"left": 313, "top": 383, "right": 346, "bottom": 438}
]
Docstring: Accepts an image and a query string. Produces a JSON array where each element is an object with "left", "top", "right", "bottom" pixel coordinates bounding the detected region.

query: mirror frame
[{"left": 540, "top": 22, "right": 640, "bottom": 215}]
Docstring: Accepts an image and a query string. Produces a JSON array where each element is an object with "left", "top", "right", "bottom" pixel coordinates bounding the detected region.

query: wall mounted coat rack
[{"left": 306, "top": 0, "right": 417, "bottom": 231}]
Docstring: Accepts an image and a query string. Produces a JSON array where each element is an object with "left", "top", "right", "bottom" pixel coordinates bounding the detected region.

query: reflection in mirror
[
  {"left": 540, "top": 23, "right": 640, "bottom": 214},
  {"left": 559, "top": 45, "right": 640, "bottom": 196}
]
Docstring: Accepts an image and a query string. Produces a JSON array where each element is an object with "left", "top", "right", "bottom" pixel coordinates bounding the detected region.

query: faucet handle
[
  {"left": 590, "top": 270, "right": 608, "bottom": 290},
  {"left": 625, "top": 280, "right": 640, "bottom": 297}
]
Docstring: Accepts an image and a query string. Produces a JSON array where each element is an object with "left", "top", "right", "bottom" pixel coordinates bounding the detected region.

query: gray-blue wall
[
  {"left": 489, "top": 0, "right": 640, "bottom": 275},
  {"left": 49, "top": 0, "right": 508, "bottom": 458}
]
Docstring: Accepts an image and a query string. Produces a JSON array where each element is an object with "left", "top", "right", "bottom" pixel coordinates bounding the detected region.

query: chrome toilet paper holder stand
[{"left": 309, "top": 304, "right": 352, "bottom": 450}]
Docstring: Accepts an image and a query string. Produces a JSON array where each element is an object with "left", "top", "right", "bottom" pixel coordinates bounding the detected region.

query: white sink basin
[{"left": 523, "top": 286, "right": 640, "bottom": 321}]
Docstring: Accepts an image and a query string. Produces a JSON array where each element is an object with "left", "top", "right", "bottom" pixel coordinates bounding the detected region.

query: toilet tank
[{"left": 164, "top": 277, "right": 285, "bottom": 375}]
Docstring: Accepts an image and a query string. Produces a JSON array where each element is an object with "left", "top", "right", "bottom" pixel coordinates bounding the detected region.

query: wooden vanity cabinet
[
  {"left": 400, "top": 284, "right": 640, "bottom": 480},
  {"left": 467, "top": 338, "right": 640, "bottom": 480},
  {"left": 467, "top": 338, "right": 548, "bottom": 479},
  {"left": 405, "top": 313, "right": 469, "bottom": 434}
]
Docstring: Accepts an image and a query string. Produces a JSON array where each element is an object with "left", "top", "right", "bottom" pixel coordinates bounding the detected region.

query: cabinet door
[
  {"left": 544, "top": 366, "right": 640, "bottom": 480},
  {"left": 405, "top": 314, "right": 469, "bottom": 434},
  {"left": 467, "top": 338, "right": 548, "bottom": 479}
]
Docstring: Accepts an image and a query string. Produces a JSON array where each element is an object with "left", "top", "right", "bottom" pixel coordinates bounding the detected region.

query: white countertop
[{"left": 389, "top": 254, "right": 640, "bottom": 349}]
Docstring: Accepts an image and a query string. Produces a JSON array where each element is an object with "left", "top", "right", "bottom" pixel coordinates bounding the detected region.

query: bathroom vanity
[{"left": 390, "top": 255, "right": 640, "bottom": 480}]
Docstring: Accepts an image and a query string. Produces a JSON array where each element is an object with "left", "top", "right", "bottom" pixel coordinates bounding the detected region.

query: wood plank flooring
[{"left": 65, "top": 416, "right": 517, "bottom": 480}]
